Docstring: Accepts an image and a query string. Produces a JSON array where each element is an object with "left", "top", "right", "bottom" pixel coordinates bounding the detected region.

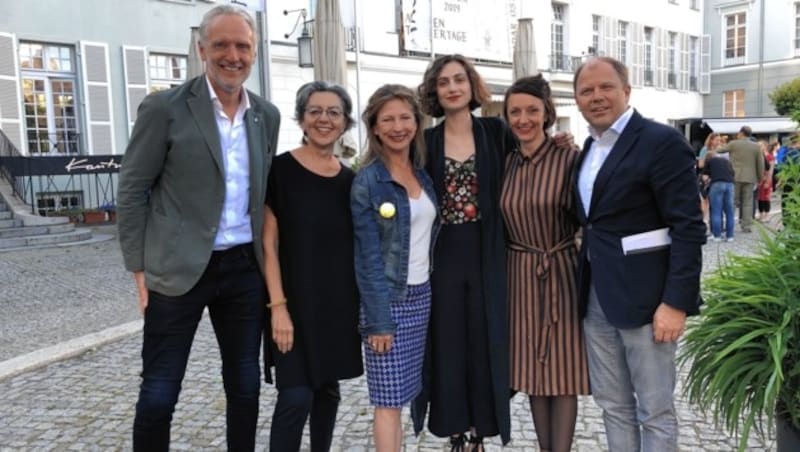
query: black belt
[{"left": 211, "top": 242, "right": 254, "bottom": 259}]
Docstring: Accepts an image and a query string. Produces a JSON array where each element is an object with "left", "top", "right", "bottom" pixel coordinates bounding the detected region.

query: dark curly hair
[
  {"left": 502, "top": 74, "right": 557, "bottom": 131},
  {"left": 417, "top": 54, "right": 490, "bottom": 118}
]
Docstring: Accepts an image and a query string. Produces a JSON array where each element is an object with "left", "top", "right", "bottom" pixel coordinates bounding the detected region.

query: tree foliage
[{"left": 769, "top": 78, "right": 800, "bottom": 124}]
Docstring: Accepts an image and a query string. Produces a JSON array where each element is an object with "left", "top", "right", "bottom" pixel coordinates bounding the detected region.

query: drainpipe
[{"left": 756, "top": 0, "right": 765, "bottom": 115}]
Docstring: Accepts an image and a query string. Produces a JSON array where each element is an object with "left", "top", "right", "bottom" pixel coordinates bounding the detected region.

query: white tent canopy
[{"left": 703, "top": 117, "right": 798, "bottom": 134}]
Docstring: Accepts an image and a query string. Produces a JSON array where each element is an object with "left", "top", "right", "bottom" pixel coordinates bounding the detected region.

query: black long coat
[{"left": 412, "top": 116, "right": 516, "bottom": 444}]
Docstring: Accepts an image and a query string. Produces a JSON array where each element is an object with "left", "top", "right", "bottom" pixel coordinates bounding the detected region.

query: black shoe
[
  {"left": 450, "top": 433, "right": 467, "bottom": 452},
  {"left": 468, "top": 434, "right": 484, "bottom": 452}
]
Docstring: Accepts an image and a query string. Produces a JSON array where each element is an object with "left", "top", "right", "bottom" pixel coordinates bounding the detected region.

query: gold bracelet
[{"left": 267, "top": 299, "right": 287, "bottom": 308}]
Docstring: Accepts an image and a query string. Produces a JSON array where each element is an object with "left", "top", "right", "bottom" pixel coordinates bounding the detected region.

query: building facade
[
  {"left": 703, "top": 0, "right": 800, "bottom": 121},
  {"left": 0, "top": 0, "right": 708, "bottom": 161}
]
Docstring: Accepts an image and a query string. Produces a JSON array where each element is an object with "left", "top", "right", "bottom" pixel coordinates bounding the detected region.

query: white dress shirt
[
  {"left": 578, "top": 106, "right": 635, "bottom": 216},
  {"left": 206, "top": 76, "right": 253, "bottom": 249}
]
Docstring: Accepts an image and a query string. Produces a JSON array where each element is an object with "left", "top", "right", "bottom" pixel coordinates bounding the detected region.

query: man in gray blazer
[
  {"left": 117, "top": 5, "right": 279, "bottom": 451},
  {"left": 718, "top": 126, "right": 764, "bottom": 232}
]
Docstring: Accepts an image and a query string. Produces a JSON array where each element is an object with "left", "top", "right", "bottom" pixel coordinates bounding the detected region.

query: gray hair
[
  {"left": 294, "top": 81, "right": 355, "bottom": 132},
  {"left": 198, "top": 5, "right": 256, "bottom": 43}
]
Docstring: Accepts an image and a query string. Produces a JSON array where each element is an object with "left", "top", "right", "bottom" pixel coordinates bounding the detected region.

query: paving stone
[{"left": 0, "top": 220, "right": 784, "bottom": 450}]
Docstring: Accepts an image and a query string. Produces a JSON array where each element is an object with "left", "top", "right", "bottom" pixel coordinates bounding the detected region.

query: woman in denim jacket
[{"left": 351, "top": 84, "right": 440, "bottom": 451}]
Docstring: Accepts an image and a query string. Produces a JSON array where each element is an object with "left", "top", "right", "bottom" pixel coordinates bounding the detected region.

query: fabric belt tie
[{"left": 507, "top": 237, "right": 575, "bottom": 371}]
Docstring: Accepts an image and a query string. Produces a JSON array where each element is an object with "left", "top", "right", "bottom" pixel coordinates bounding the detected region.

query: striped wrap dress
[{"left": 499, "top": 137, "right": 591, "bottom": 397}]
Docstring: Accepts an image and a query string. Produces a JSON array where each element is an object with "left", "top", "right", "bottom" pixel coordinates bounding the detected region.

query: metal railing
[
  {"left": 644, "top": 69, "right": 654, "bottom": 86},
  {"left": 548, "top": 54, "right": 584, "bottom": 73},
  {"left": 0, "top": 130, "right": 119, "bottom": 215},
  {"left": 724, "top": 55, "right": 746, "bottom": 66},
  {"left": 344, "top": 26, "right": 358, "bottom": 52}
]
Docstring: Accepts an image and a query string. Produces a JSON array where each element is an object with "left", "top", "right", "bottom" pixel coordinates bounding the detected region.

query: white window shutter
[
  {"left": 80, "top": 41, "right": 116, "bottom": 155},
  {"left": 680, "top": 33, "right": 689, "bottom": 91},
  {"left": 122, "top": 46, "right": 148, "bottom": 136},
  {"left": 657, "top": 29, "right": 668, "bottom": 89},
  {"left": 631, "top": 23, "right": 643, "bottom": 88},
  {"left": 0, "top": 32, "right": 25, "bottom": 154},
  {"left": 604, "top": 17, "right": 616, "bottom": 58},
  {"left": 700, "top": 34, "right": 711, "bottom": 94}
]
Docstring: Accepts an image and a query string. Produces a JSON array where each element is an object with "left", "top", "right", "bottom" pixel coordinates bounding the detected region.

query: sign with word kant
[
  {"left": 1, "top": 155, "right": 121, "bottom": 176},
  {"left": 402, "top": 0, "right": 519, "bottom": 62}
]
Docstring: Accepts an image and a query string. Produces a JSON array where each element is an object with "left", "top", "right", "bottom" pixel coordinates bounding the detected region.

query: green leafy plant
[
  {"left": 769, "top": 78, "right": 800, "bottom": 125},
  {"left": 679, "top": 161, "right": 800, "bottom": 451}
]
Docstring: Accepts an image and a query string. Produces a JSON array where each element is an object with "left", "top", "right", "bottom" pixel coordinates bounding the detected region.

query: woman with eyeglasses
[{"left": 262, "top": 81, "right": 363, "bottom": 451}]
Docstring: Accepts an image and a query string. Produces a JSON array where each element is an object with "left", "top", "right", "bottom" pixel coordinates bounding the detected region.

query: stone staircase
[{"left": 0, "top": 199, "right": 93, "bottom": 251}]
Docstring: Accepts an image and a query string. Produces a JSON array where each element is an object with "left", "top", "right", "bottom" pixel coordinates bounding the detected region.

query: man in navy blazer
[
  {"left": 573, "top": 57, "right": 705, "bottom": 451},
  {"left": 117, "top": 5, "right": 279, "bottom": 451}
]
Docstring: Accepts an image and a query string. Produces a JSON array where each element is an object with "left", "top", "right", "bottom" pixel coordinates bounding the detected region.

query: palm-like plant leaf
[{"left": 679, "top": 163, "right": 800, "bottom": 451}]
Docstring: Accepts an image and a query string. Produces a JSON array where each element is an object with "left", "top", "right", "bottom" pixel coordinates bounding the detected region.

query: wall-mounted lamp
[{"left": 284, "top": 9, "right": 314, "bottom": 68}]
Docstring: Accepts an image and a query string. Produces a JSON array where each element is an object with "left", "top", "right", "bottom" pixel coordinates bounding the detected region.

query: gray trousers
[{"left": 734, "top": 181, "right": 755, "bottom": 230}]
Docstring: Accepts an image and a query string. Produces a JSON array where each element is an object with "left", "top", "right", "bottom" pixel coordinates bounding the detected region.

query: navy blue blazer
[{"left": 574, "top": 110, "right": 706, "bottom": 328}]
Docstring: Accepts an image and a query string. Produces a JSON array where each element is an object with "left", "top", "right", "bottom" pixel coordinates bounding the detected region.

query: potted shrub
[
  {"left": 46, "top": 208, "right": 82, "bottom": 224},
  {"left": 81, "top": 208, "right": 107, "bottom": 224},
  {"left": 679, "top": 160, "right": 800, "bottom": 451}
]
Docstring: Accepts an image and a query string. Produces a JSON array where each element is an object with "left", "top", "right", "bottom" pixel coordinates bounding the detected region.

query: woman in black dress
[{"left": 262, "top": 81, "right": 363, "bottom": 451}]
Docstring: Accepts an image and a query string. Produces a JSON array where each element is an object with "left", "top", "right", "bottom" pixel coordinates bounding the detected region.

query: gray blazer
[{"left": 117, "top": 75, "right": 280, "bottom": 296}]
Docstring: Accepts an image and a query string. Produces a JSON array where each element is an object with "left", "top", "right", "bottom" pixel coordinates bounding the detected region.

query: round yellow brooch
[{"left": 379, "top": 202, "right": 396, "bottom": 219}]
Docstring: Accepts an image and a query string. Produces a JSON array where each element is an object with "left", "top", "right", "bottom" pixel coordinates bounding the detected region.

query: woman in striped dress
[{"left": 500, "top": 75, "right": 590, "bottom": 452}]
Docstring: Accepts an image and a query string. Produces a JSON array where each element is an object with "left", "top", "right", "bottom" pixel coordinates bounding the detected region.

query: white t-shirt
[{"left": 407, "top": 192, "right": 436, "bottom": 284}]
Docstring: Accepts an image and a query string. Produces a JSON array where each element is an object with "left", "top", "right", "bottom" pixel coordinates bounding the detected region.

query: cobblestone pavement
[
  {"left": 0, "top": 221, "right": 781, "bottom": 451},
  {"left": 0, "top": 225, "right": 139, "bottom": 361}
]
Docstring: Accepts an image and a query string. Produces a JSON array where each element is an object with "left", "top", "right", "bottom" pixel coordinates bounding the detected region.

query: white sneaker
[
  {"left": 726, "top": 237, "right": 735, "bottom": 243},
  {"left": 712, "top": 237, "right": 723, "bottom": 243}
]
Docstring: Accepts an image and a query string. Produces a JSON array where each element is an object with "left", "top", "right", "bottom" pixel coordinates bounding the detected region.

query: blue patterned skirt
[{"left": 362, "top": 281, "right": 431, "bottom": 407}]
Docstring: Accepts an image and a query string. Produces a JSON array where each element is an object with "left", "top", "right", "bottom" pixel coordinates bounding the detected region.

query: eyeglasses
[{"left": 305, "top": 107, "right": 344, "bottom": 121}]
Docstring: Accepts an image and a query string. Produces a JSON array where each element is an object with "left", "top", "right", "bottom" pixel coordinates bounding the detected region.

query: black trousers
[
  {"left": 428, "top": 222, "right": 499, "bottom": 438},
  {"left": 269, "top": 382, "right": 341, "bottom": 452},
  {"left": 133, "top": 243, "right": 266, "bottom": 452}
]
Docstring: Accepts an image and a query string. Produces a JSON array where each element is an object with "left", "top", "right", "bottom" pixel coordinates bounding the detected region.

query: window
[
  {"left": 618, "top": 21, "right": 628, "bottom": 64},
  {"left": 591, "top": 15, "right": 600, "bottom": 55},
  {"left": 725, "top": 12, "right": 746, "bottom": 65},
  {"left": 668, "top": 32, "right": 677, "bottom": 88},
  {"left": 689, "top": 36, "right": 699, "bottom": 91},
  {"left": 644, "top": 27, "right": 655, "bottom": 86},
  {"left": 18, "top": 42, "right": 80, "bottom": 154},
  {"left": 36, "top": 191, "right": 83, "bottom": 216},
  {"left": 148, "top": 54, "right": 187, "bottom": 92},
  {"left": 723, "top": 89, "right": 745, "bottom": 117},
  {"left": 551, "top": 3, "right": 566, "bottom": 70},
  {"left": 795, "top": 2, "right": 800, "bottom": 55}
]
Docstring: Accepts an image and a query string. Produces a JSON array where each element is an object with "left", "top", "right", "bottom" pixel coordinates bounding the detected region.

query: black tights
[{"left": 529, "top": 395, "right": 577, "bottom": 452}]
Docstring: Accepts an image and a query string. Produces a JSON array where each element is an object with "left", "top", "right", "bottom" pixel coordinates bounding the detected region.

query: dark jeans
[
  {"left": 133, "top": 244, "right": 266, "bottom": 452},
  {"left": 270, "top": 382, "right": 341, "bottom": 452},
  {"left": 709, "top": 181, "right": 735, "bottom": 239}
]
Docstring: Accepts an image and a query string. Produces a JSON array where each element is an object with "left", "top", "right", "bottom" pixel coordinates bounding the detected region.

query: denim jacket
[{"left": 350, "top": 158, "right": 440, "bottom": 335}]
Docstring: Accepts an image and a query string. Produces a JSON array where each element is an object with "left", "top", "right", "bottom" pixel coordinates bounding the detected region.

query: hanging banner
[
  {"left": 402, "top": 0, "right": 519, "bottom": 62},
  {"left": 229, "top": 0, "right": 264, "bottom": 12}
]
